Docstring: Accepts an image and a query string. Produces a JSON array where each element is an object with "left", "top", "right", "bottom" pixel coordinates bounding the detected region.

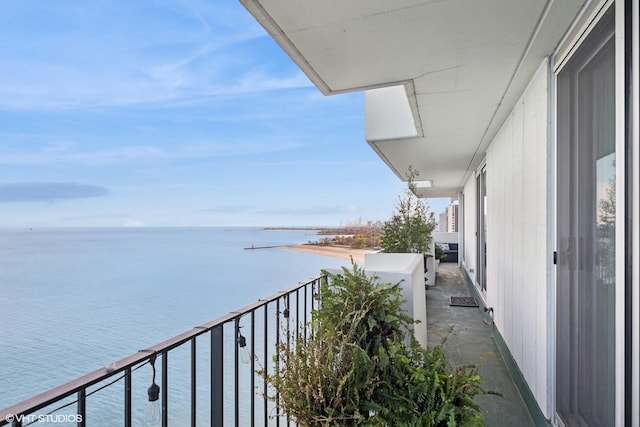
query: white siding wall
[{"left": 465, "top": 60, "right": 550, "bottom": 415}]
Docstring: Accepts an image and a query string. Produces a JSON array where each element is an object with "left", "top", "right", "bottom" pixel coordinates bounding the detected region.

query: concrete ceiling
[{"left": 241, "top": 0, "right": 587, "bottom": 196}]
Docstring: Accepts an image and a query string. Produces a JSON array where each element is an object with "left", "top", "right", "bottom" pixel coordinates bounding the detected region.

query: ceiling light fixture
[{"left": 414, "top": 180, "right": 433, "bottom": 188}]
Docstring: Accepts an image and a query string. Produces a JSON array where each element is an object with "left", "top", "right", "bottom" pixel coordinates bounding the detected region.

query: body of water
[{"left": 0, "top": 227, "right": 347, "bottom": 412}]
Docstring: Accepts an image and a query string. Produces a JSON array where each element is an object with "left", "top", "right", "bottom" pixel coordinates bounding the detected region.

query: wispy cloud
[
  {"left": 198, "top": 204, "right": 359, "bottom": 217},
  {"left": 0, "top": 183, "right": 109, "bottom": 203},
  {"left": 256, "top": 205, "right": 358, "bottom": 216},
  {"left": 0, "top": 0, "right": 385, "bottom": 228},
  {"left": 123, "top": 219, "right": 146, "bottom": 227},
  {"left": 0, "top": 0, "right": 308, "bottom": 110},
  {"left": 223, "top": 69, "right": 312, "bottom": 95},
  {"left": 0, "top": 139, "right": 302, "bottom": 166},
  {"left": 199, "top": 205, "right": 253, "bottom": 213}
]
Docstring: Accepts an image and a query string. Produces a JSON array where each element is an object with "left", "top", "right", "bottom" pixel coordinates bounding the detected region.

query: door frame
[
  {"left": 475, "top": 164, "right": 487, "bottom": 299},
  {"left": 551, "top": 0, "right": 630, "bottom": 424}
]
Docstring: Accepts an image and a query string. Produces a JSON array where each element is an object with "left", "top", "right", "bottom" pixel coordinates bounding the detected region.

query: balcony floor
[{"left": 426, "top": 263, "right": 536, "bottom": 427}]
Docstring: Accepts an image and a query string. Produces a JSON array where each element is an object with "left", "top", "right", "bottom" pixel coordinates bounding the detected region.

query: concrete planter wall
[{"left": 364, "top": 253, "right": 427, "bottom": 349}]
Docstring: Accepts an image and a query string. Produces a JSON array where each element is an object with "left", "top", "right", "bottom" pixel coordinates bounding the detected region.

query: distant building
[
  {"left": 446, "top": 200, "right": 459, "bottom": 232},
  {"left": 438, "top": 212, "right": 448, "bottom": 232},
  {"left": 437, "top": 200, "right": 458, "bottom": 232}
]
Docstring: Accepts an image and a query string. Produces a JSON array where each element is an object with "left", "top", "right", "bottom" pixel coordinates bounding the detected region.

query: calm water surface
[{"left": 0, "top": 227, "right": 346, "bottom": 412}]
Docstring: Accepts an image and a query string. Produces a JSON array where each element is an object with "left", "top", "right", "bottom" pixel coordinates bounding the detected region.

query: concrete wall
[
  {"left": 432, "top": 232, "right": 458, "bottom": 245},
  {"left": 365, "top": 85, "right": 418, "bottom": 141},
  {"left": 364, "top": 253, "right": 427, "bottom": 349},
  {"left": 463, "top": 59, "right": 550, "bottom": 416}
]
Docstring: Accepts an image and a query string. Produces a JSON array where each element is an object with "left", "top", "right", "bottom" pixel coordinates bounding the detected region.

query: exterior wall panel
[
  {"left": 512, "top": 99, "right": 525, "bottom": 369},
  {"left": 483, "top": 60, "right": 550, "bottom": 416},
  {"left": 527, "top": 66, "right": 549, "bottom": 411}
]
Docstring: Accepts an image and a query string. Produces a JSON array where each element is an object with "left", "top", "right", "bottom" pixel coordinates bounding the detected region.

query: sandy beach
[{"left": 284, "top": 244, "right": 374, "bottom": 264}]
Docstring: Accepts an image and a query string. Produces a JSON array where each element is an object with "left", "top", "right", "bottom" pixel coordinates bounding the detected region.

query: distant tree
[
  {"left": 598, "top": 167, "right": 615, "bottom": 285},
  {"left": 351, "top": 236, "right": 366, "bottom": 249},
  {"left": 598, "top": 172, "right": 615, "bottom": 231},
  {"left": 319, "top": 237, "right": 333, "bottom": 246},
  {"left": 380, "top": 167, "right": 436, "bottom": 253}
]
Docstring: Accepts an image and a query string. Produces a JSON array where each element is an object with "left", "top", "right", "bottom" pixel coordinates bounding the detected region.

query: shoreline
[{"left": 283, "top": 244, "right": 374, "bottom": 264}]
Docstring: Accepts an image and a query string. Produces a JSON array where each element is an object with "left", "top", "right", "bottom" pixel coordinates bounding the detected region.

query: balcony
[
  {"left": 0, "top": 264, "right": 538, "bottom": 426},
  {"left": 427, "top": 263, "right": 537, "bottom": 427}
]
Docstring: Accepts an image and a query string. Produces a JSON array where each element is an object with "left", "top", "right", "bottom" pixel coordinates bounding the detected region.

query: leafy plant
[
  {"left": 315, "top": 263, "right": 413, "bottom": 354},
  {"left": 375, "top": 342, "right": 492, "bottom": 426},
  {"left": 261, "top": 263, "right": 491, "bottom": 426},
  {"left": 434, "top": 244, "right": 448, "bottom": 261},
  {"left": 380, "top": 166, "right": 436, "bottom": 254},
  {"left": 266, "top": 326, "right": 377, "bottom": 425},
  {"left": 351, "top": 236, "right": 367, "bottom": 249}
]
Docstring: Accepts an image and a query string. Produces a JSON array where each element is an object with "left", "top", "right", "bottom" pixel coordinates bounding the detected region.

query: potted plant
[
  {"left": 375, "top": 166, "right": 437, "bottom": 290},
  {"left": 261, "top": 263, "right": 490, "bottom": 426},
  {"left": 434, "top": 243, "right": 448, "bottom": 271},
  {"left": 379, "top": 167, "right": 436, "bottom": 255}
]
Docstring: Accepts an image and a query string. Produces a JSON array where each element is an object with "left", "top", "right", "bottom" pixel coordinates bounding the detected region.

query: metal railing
[{"left": 0, "top": 276, "right": 324, "bottom": 427}]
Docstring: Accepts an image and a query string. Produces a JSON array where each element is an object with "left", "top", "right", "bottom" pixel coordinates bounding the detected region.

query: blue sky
[{"left": 0, "top": 0, "right": 450, "bottom": 227}]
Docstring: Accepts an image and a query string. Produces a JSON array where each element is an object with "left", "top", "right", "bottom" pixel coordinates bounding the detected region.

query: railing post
[
  {"left": 250, "top": 310, "right": 255, "bottom": 427},
  {"left": 284, "top": 295, "right": 291, "bottom": 427},
  {"left": 304, "top": 284, "right": 308, "bottom": 340},
  {"left": 275, "top": 298, "right": 280, "bottom": 427},
  {"left": 263, "top": 305, "right": 268, "bottom": 426},
  {"left": 161, "top": 353, "right": 168, "bottom": 427},
  {"left": 77, "top": 389, "right": 86, "bottom": 427},
  {"left": 191, "top": 338, "right": 197, "bottom": 427},
  {"left": 124, "top": 368, "right": 132, "bottom": 427},
  {"left": 211, "top": 325, "right": 224, "bottom": 427},
  {"left": 234, "top": 318, "right": 240, "bottom": 427}
]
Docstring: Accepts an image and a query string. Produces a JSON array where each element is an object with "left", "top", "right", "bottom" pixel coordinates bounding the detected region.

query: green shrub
[
  {"left": 380, "top": 167, "right": 436, "bottom": 254},
  {"left": 352, "top": 236, "right": 367, "bottom": 249},
  {"left": 262, "top": 263, "right": 490, "bottom": 426},
  {"left": 435, "top": 244, "right": 447, "bottom": 261}
]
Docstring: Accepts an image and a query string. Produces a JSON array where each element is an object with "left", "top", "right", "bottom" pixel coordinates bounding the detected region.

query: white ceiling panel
[{"left": 241, "top": 0, "right": 587, "bottom": 195}]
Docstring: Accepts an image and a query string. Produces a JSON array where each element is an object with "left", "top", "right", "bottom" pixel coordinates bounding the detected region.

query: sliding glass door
[
  {"left": 556, "top": 7, "right": 616, "bottom": 427},
  {"left": 476, "top": 167, "right": 487, "bottom": 294}
]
